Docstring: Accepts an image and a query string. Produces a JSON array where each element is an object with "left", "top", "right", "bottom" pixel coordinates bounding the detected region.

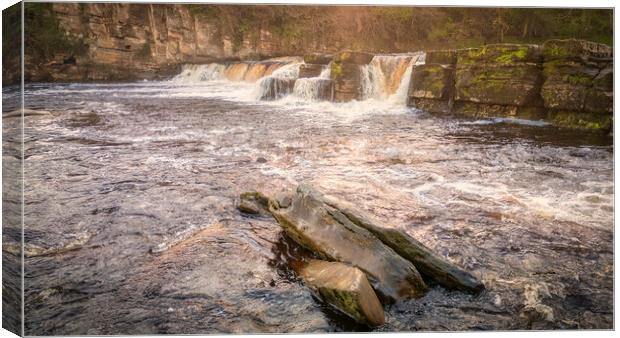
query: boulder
[
  {"left": 409, "top": 64, "right": 454, "bottom": 100},
  {"left": 457, "top": 44, "right": 542, "bottom": 65},
  {"left": 299, "top": 64, "right": 324, "bottom": 78},
  {"left": 425, "top": 50, "right": 456, "bottom": 65},
  {"left": 318, "top": 194, "right": 484, "bottom": 294},
  {"left": 269, "top": 185, "right": 427, "bottom": 302},
  {"left": 333, "top": 51, "right": 374, "bottom": 65},
  {"left": 303, "top": 53, "right": 333, "bottom": 65},
  {"left": 257, "top": 77, "right": 296, "bottom": 100},
  {"left": 455, "top": 64, "right": 543, "bottom": 106},
  {"left": 301, "top": 260, "right": 385, "bottom": 327}
]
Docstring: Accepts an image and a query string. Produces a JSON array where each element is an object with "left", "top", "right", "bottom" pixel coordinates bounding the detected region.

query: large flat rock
[
  {"left": 301, "top": 260, "right": 385, "bottom": 327},
  {"left": 269, "top": 185, "right": 427, "bottom": 302}
]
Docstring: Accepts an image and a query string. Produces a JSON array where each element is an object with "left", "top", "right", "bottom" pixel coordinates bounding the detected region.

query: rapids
[{"left": 2, "top": 54, "right": 613, "bottom": 333}]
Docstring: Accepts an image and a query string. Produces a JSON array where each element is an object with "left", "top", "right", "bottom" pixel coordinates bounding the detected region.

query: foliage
[{"left": 22, "top": 3, "right": 88, "bottom": 61}]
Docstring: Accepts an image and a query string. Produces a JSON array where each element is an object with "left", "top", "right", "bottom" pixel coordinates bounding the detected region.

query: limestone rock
[
  {"left": 425, "top": 50, "right": 457, "bottom": 65},
  {"left": 299, "top": 64, "right": 324, "bottom": 78},
  {"left": 542, "top": 39, "right": 613, "bottom": 63},
  {"left": 455, "top": 64, "right": 543, "bottom": 106},
  {"left": 333, "top": 51, "right": 374, "bottom": 65},
  {"left": 409, "top": 64, "right": 454, "bottom": 100},
  {"left": 331, "top": 63, "right": 362, "bottom": 102},
  {"left": 457, "top": 44, "right": 542, "bottom": 65},
  {"left": 301, "top": 260, "right": 385, "bottom": 327},
  {"left": 303, "top": 53, "right": 333, "bottom": 65},
  {"left": 269, "top": 185, "right": 427, "bottom": 302}
]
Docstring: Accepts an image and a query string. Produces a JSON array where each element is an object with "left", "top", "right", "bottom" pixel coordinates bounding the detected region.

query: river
[{"left": 1, "top": 64, "right": 613, "bottom": 334}]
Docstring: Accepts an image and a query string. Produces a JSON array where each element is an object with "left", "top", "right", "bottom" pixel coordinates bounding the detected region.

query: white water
[{"left": 170, "top": 53, "right": 428, "bottom": 115}]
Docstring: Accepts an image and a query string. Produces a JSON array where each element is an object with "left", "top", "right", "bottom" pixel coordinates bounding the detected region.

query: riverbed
[{"left": 3, "top": 78, "right": 613, "bottom": 334}]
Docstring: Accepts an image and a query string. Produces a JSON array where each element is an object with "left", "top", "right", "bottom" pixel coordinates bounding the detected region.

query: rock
[
  {"left": 301, "top": 260, "right": 385, "bottom": 327},
  {"left": 425, "top": 50, "right": 456, "bottom": 65},
  {"left": 333, "top": 51, "right": 374, "bottom": 65},
  {"left": 303, "top": 53, "right": 333, "bottom": 65},
  {"left": 409, "top": 64, "right": 454, "bottom": 100},
  {"left": 457, "top": 44, "right": 542, "bottom": 65},
  {"left": 542, "top": 39, "right": 613, "bottom": 63},
  {"left": 455, "top": 64, "right": 543, "bottom": 106},
  {"left": 408, "top": 98, "right": 452, "bottom": 114},
  {"left": 547, "top": 111, "right": 612, "bottom": 132},
  {"left": 318, "top": 194, "right": 484, "bottom": 294},
  {"left": 238, "top": 191, "right": 273, "bottom": 216},
  {"left": 269, "top": 185, "right": 427, "bottom": 302},
  {"left": 331, "top": 62, "right": 362, "bottom": 102},
  {"left": 453, "top": 102, "right": 546, "bottom": 120},
  {"left": 257, "top": 77, "right": 296, "bottom": 100},
  {"left": 299, "top": 64, "right": 324, "bottom": 78}
]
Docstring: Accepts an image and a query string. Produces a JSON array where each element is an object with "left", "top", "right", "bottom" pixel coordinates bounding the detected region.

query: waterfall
[
  {"left": 254, "top": 63, "right": 302, "bottom": 100},
  {"left": 360, "top": 52, "right": 425, "bottom": 101},
  {"left": 171, "top": 53, "right": 426, "bottom": 107},
  {"left": 291, "top": 63, "right": 333, "bottom": 101},
  {"left": 172, "top": 64, "right": 226, "bottom": 82},
  {"left": 171, "top": 61, "right": 295, "bottom": 83}
]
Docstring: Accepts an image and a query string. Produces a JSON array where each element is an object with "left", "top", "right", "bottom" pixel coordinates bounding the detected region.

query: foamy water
[{"left": 2, "top": 60, "right": 613, "bottom": 334}]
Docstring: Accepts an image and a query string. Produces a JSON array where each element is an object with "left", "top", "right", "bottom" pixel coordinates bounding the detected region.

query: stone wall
[{"left": 407, "top": 39, "right": 613, "bottom": 132}]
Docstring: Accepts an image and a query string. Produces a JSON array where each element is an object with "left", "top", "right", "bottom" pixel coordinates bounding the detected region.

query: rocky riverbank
[{"left": 407, "top": 40, "right": 613, "bottom": 132}]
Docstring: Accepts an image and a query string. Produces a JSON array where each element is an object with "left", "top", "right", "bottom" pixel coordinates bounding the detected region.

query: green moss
[
  {"left": 495, "top": 46, "right": 528, "bottom": 63},
  {"left": 318, "top": 288, "right": 366, "bottom": 324},
  {"left": 549, "top": 111, "right": 612, "bottom": 131},
  {"left": 330, "top": 62, "right": 343, "bottom": 80},
  {"left": 562, "top": 74, "right": 592, "bottom": 86},
  {"left": 23, "top": 3, "right": 88, "bottom": 60}
]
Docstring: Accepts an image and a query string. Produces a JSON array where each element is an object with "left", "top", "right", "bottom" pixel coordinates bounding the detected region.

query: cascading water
[
  {"left": 291, "top": 64, "right": 333, "bottom": 101},
  {"left": 172, "top": 64, "right": 227, "bottom": 82},
  {"left": 360, "top": 52, "right": 425, "bottom": 102},
  {"left": 172, "top": 53, "right": 426, "bottom": 107},
  {"left": 254, "top": 63, "right": 302, "bottom": 100}
]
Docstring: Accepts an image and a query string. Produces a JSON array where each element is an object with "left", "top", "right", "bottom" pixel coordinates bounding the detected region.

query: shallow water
[{"left": 3, "top": 79, "right": 613, "bottom": 334}]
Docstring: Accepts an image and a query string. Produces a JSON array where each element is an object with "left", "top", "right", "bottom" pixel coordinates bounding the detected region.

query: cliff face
[{"left": 24, "top": 3, "right": 382, "bottom": 82}]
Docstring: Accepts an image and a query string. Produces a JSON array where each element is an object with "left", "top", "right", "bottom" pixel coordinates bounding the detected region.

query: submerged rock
[
  {"left": 318, "top": 194, "right": 484, "bottom": 294},
  {"left": 269, "top": 185, "right": 427, "bottom": 302},
  {"left": 301, "top": 260, "right": 385, "bottom": 327}
]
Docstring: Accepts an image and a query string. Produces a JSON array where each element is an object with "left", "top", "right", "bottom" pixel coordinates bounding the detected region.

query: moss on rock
[{"left": 548, "top": 110, "right": 612, "bottom": 131}]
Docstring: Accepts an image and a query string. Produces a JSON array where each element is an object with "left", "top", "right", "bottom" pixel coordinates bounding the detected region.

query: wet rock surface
[
  {"left": 269, "top": 185, "right": 427, "bottom": 302},
  {"left": 407, "top": 40, "right": 612, "bottom": 131},
  {"left": 300, "top": 260, "right": 385, "bottom": 327}
]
